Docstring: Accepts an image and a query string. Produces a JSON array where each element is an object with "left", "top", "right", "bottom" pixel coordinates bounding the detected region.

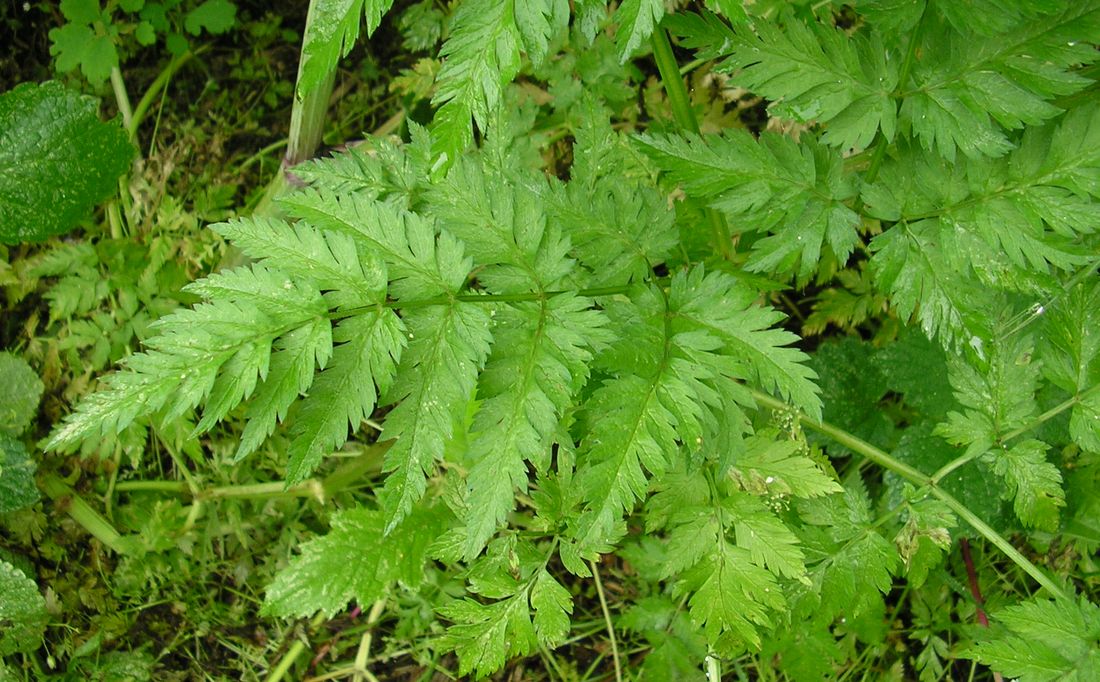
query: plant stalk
[
  {"left": 590, "top": 559, "right": 623, "bottom": 682},
  {"left": 287, "top": 0, "right": 338, "bottom": 167},
  {"left": 749, "top": 389, "right": 1070, "bottom": 600},
  {"left": 650, "top": 26, "right": 734, "bottom": 261},
  {"left": 128, "top": 48, "right": 201, "bottom": 139},
  {"left": 40, "top": 474, "right": 130, "bottom": 555}
]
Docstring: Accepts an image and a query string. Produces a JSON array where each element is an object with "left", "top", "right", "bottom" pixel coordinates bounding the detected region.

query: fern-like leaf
[
  {"left": 636, "top": 130, "right": 860, "bottom": 282},
  {"left": 966, "top": 596, "right": 1100, "bottom": 681},
  {"left": 263, "top": 504, "right": 446, "bottom": 617},
  {"left": 705, "top": 12, "right": 898, "bottom": 150},
  {"left": 901, "top": 4, "right": 1100, "bottom": 161},
  {"left": 45, "top": 264, "right": 329, "bottom": 452},
  {"left": 430, "top": 0, "right": 521, "bottom": 171}
]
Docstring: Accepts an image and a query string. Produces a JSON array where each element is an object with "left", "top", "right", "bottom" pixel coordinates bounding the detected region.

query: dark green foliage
[
  {"left": 20, "top": 0, "right": 1100, "bottom": 679},
  {"left": 0, "top": 82, "right": 133, "bottom": 244}
]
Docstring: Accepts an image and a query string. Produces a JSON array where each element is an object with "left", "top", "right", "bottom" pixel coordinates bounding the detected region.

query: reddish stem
[
  {"left": 960, "top": 538, "right": 1003, "bottom": 682},
  {"left": 960, "top": 538, "right": 990, "bottom": 627}
]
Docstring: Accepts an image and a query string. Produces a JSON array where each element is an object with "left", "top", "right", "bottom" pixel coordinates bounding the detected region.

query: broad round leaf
[
  {"left": 0, "top": 81, "right": 134, "bottom": 244},
  {"left": 0, "top": 560, "right": 48, "bottom": 656},
  {"left": 0, "top": 434, "right": 39, "bottom": 514},
  {"left": 0, "top": 352, "right": 43, "bottom": 435}
]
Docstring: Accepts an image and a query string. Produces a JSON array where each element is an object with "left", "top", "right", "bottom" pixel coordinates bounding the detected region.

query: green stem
[
  {"left": 930, "top": 450, "right": 982, "bottom": 486},
  {"left": 128, "top": 48, "right": 200, "bottom": 139},
  {"left": 286, "top": 0, "right": 338, "bottom": 166},
  {"left": 109, "top": 67, "right": 133, "bottom": 132},
  {"left": 590, "top": 559, "right": 623, "bottom": 682},
  {"left": 748, "top": 389, "right": 1069, "bottom": 600},
  {"left": 266, "top": 613, "right": 326, "bottom": 682},
  {"left": 328, "top": 283, "right": 637, "bottom": 322},
  {"left": 651, "top": 28, "right": 699, "bottom": 135},
  {"left": 40, "top": 474, "right": 130, "bottom": 555},
  {"left": 933, "top": 382, "right": 1100, "bottom": 485},
  {"left": 115, "top": 444, "right": 386, "bottom": 500},
  {"left": 238, "top": 139, "right": 290, "bottom": 174},
  {"left": 650, "top": 26, "right": 734, "bottom": 261},
  {"left": 1002, "top": 382, "right": 1100, "bottom": 443}
]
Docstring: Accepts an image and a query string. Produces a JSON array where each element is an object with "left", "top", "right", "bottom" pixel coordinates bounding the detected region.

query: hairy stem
[{"left": 749, "top": 389, "right": 1070, "bottom": 600}]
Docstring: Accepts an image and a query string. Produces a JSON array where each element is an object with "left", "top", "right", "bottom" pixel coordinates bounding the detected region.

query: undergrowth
[{"left": 2, "top": 1, "right": 1100, "bottom": 680}]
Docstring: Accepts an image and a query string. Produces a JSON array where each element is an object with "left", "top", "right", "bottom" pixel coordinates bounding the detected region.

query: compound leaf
[
  {"left": 966, "top": 596, "right": 1100, "bottom": 682},
  {"left": 713, "top": 13, "right": 898, "bottom": 150},
  {"left": 263, "top": 504, "right": 445, "bottom": 617},
  {"left": 430, "top": 0, "right": 521, "bottom": 172},
  {"left": 636, "top": 130, "right": 860, "bottom": 283}
]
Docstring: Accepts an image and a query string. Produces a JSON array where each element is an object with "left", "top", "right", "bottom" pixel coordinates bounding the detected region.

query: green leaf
[
  {"left": 874, "top": 326, "right": 956, "bottom": 421},
  {"left": 0, "top": 435, "right": 39, "bottom": 514},
  {"left": 429, "top": 0, "right": 521, "bottom": 172},
  {"left": 514, "top": 0, "right": 568, "bottom": 66},
  {"left": 891, "top": 422, "right": 1012, "bottom": 531},
  {"left": 550, "top": 128, "right": 678, "bottom": 286},
  {"left": 263, "top": 504, "right": 446, "bottom": 617},
  {"left": 797, "top": 481, "right": 900, "bottom": 620},
  {"left": 438, "top": 593, "right": 534, "bottom": 679},
  {"left": 285, "top": 309, "right": 404, "bottom": 484},
  {"left": 45, "top": 265, "right": 328, "bottom": 453},
  {"left": 1042, "top": 279, "right": 1100, "bottom": 452},
  {"left": 966, "top": 596, "right": 1100, "bottom": 682},
  {"left": 992, "top": 439, "right": 1065, "bottom": 532},
  {"left": 183, "top": 0, "right": 236, "bottom": 36},
  {"left": 530, "top": 569, "right": 573, "bottom": 647},
  {"left": 235, "top": 320, "right": 332, "bottom": 461},
  {"left": 733, "top": 434, "right": 842, "bottom": 499},
  {"left": 213, "top": 217, "right": 386, "bottom": 313},
  {"left": 297, "top": 0, "right": 396, "bottom": 96},
  {"left": 0, "top": 82, "right": 133, "bottom": 243},
  {"left": 636, "top": 130, "right": 860, "bottom": 283},
  {"left": 936, "top": 335, "right": 1042, "bottom": 457},
  {"left": 725, "top": 490, "right": 808, "bottom": 581},
  {"left": 677, "top": 539, "right": 785, "bottom": 651},
  {"left": 49, "top": 23, "right": 118, "bottom": 85},
  {"left": 711, "top": 13, "right": 898, "bottom": 149},
  {"left": 614, "top": 0, "right": 664, "bottom": 60},
  {"left": 0, "top": 560, "right": 47, "bottom": 656},
  {"left": 567, "top": 285, "right": 704, "bottom": 560},
  {"left": 870, "top": 220, "right": 995, "bottom": 348},
  {"left": 810, "top": 337, "right": 897, "bottom": 453},
  {"left": 278, "top": 191, "right": 470, "bottom": 300},
  {"left": 0, "top": 353, "right": 43, "bottom": 436},
  {"left": 902, "top": 6, "right": 1100, "bottom": 161},
  {"left": 935, "top": 335, "right": 1065, "bottom": 529},
  {"left": 60, "top": 0, "right": 100, "bottom": 24},
  {"left": 462, "top": 296, "right": 607, "bottom": 558},
  {"left": 669, "top": 268, "right": 823, "bottom": 420},
  {"left": 379, "top": 303, "right": 493, "bottom": 531}
]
